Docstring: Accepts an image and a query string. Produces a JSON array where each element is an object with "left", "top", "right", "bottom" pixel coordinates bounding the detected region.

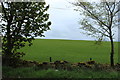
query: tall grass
[{"left": 3, "top": 66, "right": 119, "bottom": 78}]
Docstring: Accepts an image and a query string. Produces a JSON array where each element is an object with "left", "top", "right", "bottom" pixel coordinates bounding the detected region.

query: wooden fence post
[{"left": 50, "top": 57, "right": 52, "bottom": 62}]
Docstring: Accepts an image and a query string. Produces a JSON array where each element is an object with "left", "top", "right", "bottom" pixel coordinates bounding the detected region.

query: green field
[{"left": 19, "top": 39, "right": 118, "bottom": 64}]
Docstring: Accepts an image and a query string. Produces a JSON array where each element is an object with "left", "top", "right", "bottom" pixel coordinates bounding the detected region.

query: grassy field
[
  {"left": 3, "top": 39, "right": 119, "bottom": 78},
  {"left": 19, "top": 39, "right": 118, "bottom": 64}
]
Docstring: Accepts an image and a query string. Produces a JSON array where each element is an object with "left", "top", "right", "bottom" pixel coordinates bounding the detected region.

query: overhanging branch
[{"left": 79, "top": 2, "right": 109, "bottom": 28}]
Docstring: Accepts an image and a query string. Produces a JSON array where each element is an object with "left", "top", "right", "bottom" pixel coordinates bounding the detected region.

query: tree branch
[
  {"left": 1, "top": 2, "right": 8, "bottom": 22},
  {"left": 113, "top": 2, "right": 120, "bottom": 16},
  {"left": 79, "top": 2, "right": 109, "bottom": 28}
]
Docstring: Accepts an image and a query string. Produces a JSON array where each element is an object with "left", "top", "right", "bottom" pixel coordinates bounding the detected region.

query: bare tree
[{"left": 73, "top": 1, "right": 120, "bottom": 66}]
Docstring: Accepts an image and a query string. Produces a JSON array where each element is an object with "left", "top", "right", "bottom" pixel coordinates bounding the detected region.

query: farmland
[
  {"left": 19, "top": 39, "right": 119, "bottom": 64},
  {"left": 3, "top": 39, "right": 119, "bottom": 78}
]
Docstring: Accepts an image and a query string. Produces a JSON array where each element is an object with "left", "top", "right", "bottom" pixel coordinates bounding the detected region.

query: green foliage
[
  {"left": 1, "top": 2, "right": 51, "bottom": 65},
  {"left": 3, "top": 66, "right": 119, "bottom": 78}
]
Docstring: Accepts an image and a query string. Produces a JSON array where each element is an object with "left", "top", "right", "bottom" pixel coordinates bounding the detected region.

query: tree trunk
[
  {"left": 6, "top": 22, "right": 12, "bottom": 56},
  {"left": 2, "top": 3, "right": 12, "bottom": 56},
  {"left": 110, "top": 36, "right": 114, "bottom": 67}
]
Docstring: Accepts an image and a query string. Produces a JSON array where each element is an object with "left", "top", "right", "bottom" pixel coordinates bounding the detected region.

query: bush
[{"left": 2, "top": 52, "right": 25, "bottom": 67}]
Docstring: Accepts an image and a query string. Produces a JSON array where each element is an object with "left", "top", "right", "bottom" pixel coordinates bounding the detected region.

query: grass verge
[{"left": 2, "top": 66, "right": 119, "bottom": 78}]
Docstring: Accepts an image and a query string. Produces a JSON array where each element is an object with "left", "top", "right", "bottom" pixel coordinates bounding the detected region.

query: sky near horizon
[{"left": 39, "top": 0, "right": 119, "bottom": 41}]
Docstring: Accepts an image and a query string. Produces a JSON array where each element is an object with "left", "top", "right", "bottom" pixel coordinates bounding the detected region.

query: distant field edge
[{"left": 35, "top": 38, "right": 120, "bottom": 42}]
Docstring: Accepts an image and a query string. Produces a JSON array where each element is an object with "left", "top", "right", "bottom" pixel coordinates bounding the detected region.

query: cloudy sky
[{"left": 39, "top": 0, "right": 119, "bottom": 41}]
